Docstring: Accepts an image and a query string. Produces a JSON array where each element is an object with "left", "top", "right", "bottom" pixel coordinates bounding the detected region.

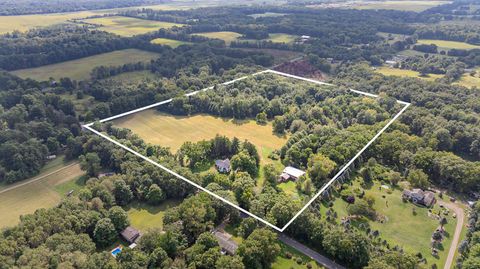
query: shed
[
  {"left": 279, "top": 166, "right": 306, "bottom": 182},
  {"left": 213, "top": 230, "right": 238, "bottom": 255}
]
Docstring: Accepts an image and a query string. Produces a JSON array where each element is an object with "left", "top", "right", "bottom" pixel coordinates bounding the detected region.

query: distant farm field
[
  {"left": 264, "top": 33, "right": 298, "bottom": 43},
  {"left": 416, "top": 39, "right": 480, "bottom": 50},
  {"left": 376, "top": 66, "right": 443, "bottom": 81},
  {"left": 0, "top": 157, "right": 84, "bottom": 229},
  {"left": 81, "top": 16, "right": 184, "bottom": 36},
  {"left": 353, "top": 1, "right": 450, "bottom": 12},
  {"left": 454, "top": 70, "right": 480, "bottom": 89},
  {"left": 114, "top": 111, "right": 287, "bottom": 153},
  {"left": 151, "top": 38, "right": 192, "bottom": 48},
  {"left": 11, "top": 49, "right": 160, "bottom": 81},
  {"left": 193, "top": 31, "right": 243, "bottom": 44},
  {"left": 249, "top": 12, "right": 287, "bottom": 18}
]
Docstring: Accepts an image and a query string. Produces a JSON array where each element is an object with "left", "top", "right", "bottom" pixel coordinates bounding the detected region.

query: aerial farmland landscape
[{"left": 0, "top": 0, "right": 479, "bottom": 269}]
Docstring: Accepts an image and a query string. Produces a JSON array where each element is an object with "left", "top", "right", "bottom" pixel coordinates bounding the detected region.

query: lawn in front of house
[
  {"left": 272, "top": 241, "right": 325, "bottom": 269},
  {"left": 125, "top": 199, "right": 182, "bottom": 232},
  {"left": 375, "top": 66, "right": 443, "bottom": 81},
  {"left": 11, "top": 49, "right": 160, "bottom": 81},
  {"left": 81, "top": 16, "right": 184, "bottom": 36},
  {"left": 319, "top": 179, "right": 456, "bottom": 267}
]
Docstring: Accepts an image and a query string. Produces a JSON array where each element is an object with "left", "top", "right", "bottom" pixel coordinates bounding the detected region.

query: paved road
[
  {"left": 0, "top": 162, "right": 79, "bottom": 195},
  {"left": 437, "top": 200, "right": 465, "bottom": 269},
  {"left": 278, "top": 234, "right": 346, "bottom": 269}
]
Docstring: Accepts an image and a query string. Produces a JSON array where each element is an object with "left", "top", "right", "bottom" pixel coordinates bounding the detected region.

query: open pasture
[
  {"left": 353, "top": 1, "right": 450, "bottom": 12},
  {"left": 416, "top": 39, "right": 480, "bottom": 50},
  {"left": 114, "top": 111, "right": 287, "bottom": 153},
  {"left": 249, "top": 12, "right": 287, "bottom": 18},
  {"left": 151, "top": 37, "right": 192, "bottom": 48},
  {"left": 81, "top": 16, "right": 184, "bottom": 37},
  {"left": 454, "top": 69, "right": 480, "bottom": 89},
  {"left": 192, "top": 31, "right": 243, "bottom": 44},
  {"left": 0, "top": 157, "right": 84, "bottom": 229},
  {"left": 11, "top": 49, "right": 160, "bottom": 81},
  {"left": 376, "top": 66, "right": 443, "bottom": 81}
]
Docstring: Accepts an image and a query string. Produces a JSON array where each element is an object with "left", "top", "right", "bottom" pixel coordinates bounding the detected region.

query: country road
[
  {"left": 278, "top": 234, "right": 346, "bottom": 269},
  {"left": 438, "top": 200, "right": 465, "bottom": 269}
]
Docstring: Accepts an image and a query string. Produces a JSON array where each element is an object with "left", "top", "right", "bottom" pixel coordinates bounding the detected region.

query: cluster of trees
[
  {"left": 400, "top": 54, "right": 460, "bottom": 75},
  {"left": 458, "top": 202, "right": 480, "bottom": 269},
  {"left": 0, "top": 72, "right": 80, "bottom": 183},
  {"left": 336, "top": 63, "right": 480, "bottom": 194},
  {"left": 0, "top": 0, "right": 168, "bottom": 15}
]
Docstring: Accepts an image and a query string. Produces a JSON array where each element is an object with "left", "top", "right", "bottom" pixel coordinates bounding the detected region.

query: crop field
[
  {"left": 151, "top": 37, "right": 192, "bottom": 48},
  {"left": 81, "top": 16, "right": 184, "bottom": 37},
  {"left": 192, "top": 31, "right": 243, "bottom": 44},
  {"left": 114, "top": 111, "right": 287, "bottom": 153},
  {"left": 125, "top": 200, "right": 182, "bottom": 231},
  {"left": 376, "top": 66, "right": 443, "bottom": 81},
  {"left": 0, "top": 157, "right": 84, "bottom": 229},
  {"left": 353, "top": 1, "right": 450, "bottom": 12},
  {"left": 265, "top": 33, "right": 298, "bottom": 43},
  {"left": 11, "top": 49, "right": 160, "bottom": 81},
  {"left": 416, "top": 39, "right": 480, "bottom": 50},
  {"left": 319, "top": 179, "right": 456, "bottom": 267}
]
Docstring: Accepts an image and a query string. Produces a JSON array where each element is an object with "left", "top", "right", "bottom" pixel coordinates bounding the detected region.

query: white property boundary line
[{"left": 82, "top": 69, "right": 410, "bottom": 232}]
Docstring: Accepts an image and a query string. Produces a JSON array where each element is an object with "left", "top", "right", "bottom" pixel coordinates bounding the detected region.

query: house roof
[
  {"left": 423, "top": 191, "right": 436, "bottom": 206},
  {"left": 213, "top": 230, "right": 238, "bottom": 254},
  {"left": 283, "top": 166, "right": 306, "bottom": 178},
  {"left": 215, "top": 159, "right": 231, "bottom": 170},
  {"left": 120, "top": 227, "right": 140, "bottom": 243}
]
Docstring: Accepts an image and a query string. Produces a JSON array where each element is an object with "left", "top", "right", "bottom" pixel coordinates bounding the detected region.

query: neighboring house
[
  {"left": 98, "top": 172, "right": 115, "bottom": 178},
  {"left": 213, "top": 230, "right": 238, "bottom": 255},
  {"left": 279, "top": 166, "right": 306, "bottom": 182},
  {"left": 120, "top": 226, "right": 141, "bottom": 244},
  {"left": 46, "top": 155, "right": 57, "bottom": 160},
  {"left": 215, "top": 159, "right": 231, "bottom": 173},
  {"left": 403, "top": 188, "right": 436, "bottom": 207}
]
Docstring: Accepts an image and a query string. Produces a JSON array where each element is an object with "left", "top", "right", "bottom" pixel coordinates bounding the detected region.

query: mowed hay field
[
  {"left": 82, "top": 16, "right": 184, "bottom": 37},
  {"left": 193, "top": 31, "right": 243, "bottom": 44},
  {"left": 376, "top": 66, "right": 443, "bottom": 81},
  {"left": 416, "top": 39, "right": 480, "bottom": 50},
  {"left": 0, "top": 157, "right": 84, "bottom": 228},
  {"left": 353, "top": 1, "right": 450, "bottom": 12},
  {"left": 151, "top": 38, "right": 192, "bottom": 48},
  {"left": 114, "top": 111, "right": 287, "bottom": 153},
  {"left": 11, "top": 49, "right": 160, "bottom": 81}
]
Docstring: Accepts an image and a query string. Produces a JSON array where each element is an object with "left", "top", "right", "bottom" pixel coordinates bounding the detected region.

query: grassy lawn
[
  {"left": 376, "top": 66, "right": 443, "bottom": 81},
  {"left": 11, "top": 49, "right": 160, "bottom": 81},
  {"left": 0, "top": 157, "right": 84, "bottom": 228},
  {"left": 278, "top": 181, "right": 301, "bottom": 200},
  {"left": 320, "top": 179, "right": 456, "bottom": 267},
  {"left": 125, "top": 200, "right": 182, "bottom": 232},
  {"left": 114, "top": 111, "right": 287, "bottom": 153},
  {"left": 240, "top": 33, "right": 298, "bottom": 44},
  {"left": 416, "top": 39, "right": 480, "bottom": 50},
  {"left": 249, "top": 12, "right": 287, "bottom": 18},
  {"left": 151, "top": 38, "right": 192, "bottom": 48},
  {"left": 82, "top": 16, "right": 184, "bottom": 37},
  {"left": 103, "top": 70, "right": 159, "bottom": 84},
  {"left": 192, "top": 31, "right": 243, "bottom": 44},
  {"left": 353, "top": 1, "right": 450, "bottom": 12}
]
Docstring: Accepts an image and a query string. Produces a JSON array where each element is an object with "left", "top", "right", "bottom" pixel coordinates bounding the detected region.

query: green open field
[
  {"left": 264, "top": 33, "right": 298, "bottom": 43},
  {"left": 416, "top": 39, "right": 480, "bottom": 50},
  {"left": 151, "top": 38, "right": 192, "bottom": 48},
  {"left": 376, "top": 66, "right": 443, "bottom": 81},
  {"left": 454, "top": 69, "right": 480, "bottom": 89},
  {"left": 320, "top": 179, "right": 457, "bottom": 267},
  {"left": 125, "top": 200, "right": 182, "bottom": 232},
  {"left": 0, "top": 156, "right": 84, "bottom": 229},
  {"left": 249, "top": 12, "right": 287, "bottom": 18},
  {"left": 193, "top": 31, "right": 243, "bottom": 44},
  {"left": 353, "top": 1, "right": 450, "bottom": 12},
  {"left": 81, "top": 16, "right": 184, "bottom": 37},
  {"left": 11, "top": 49, "right": 160, "bottom": 81},
  {"left": 114, "top": 111, "right": 287, "bottom": 153}
]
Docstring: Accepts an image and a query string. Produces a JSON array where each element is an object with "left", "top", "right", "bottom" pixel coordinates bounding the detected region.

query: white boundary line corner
[{"left": 82, "top": 69, "right": 411, "bottom": 232}]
